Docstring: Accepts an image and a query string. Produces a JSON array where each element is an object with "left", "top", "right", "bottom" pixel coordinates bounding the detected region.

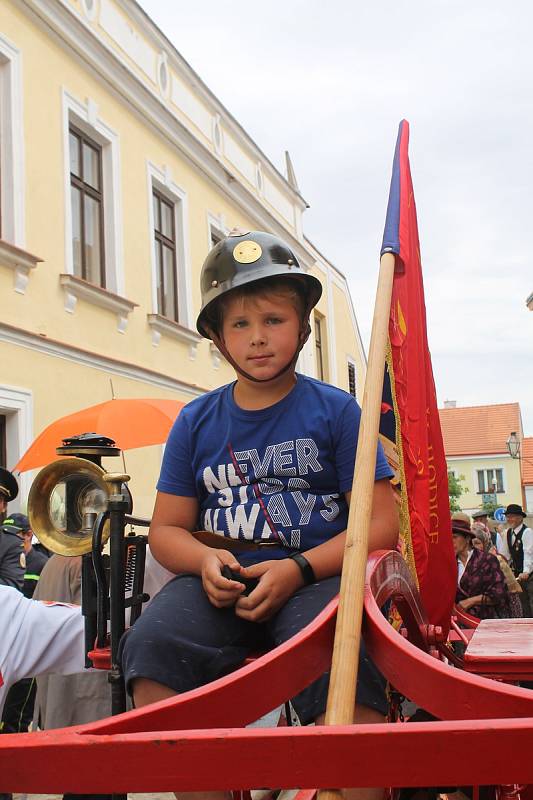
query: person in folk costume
[
  {"left": 471, "top": 507, "right": 504, "bottom": 552},
  {"left": 471, "top": 525, "right": 522, "bottom": 618},
  {"left": 120, "top": 230, "right": 399, "bottom": 800},
  {"left": 499, "top": 503, "right": 533, "bottom": 617},
  {"left": 30, "top": 555, "right": 113, "bottom": 800},
  {"left": 453, "top": 517, "right": 511, "bottom": 619}
]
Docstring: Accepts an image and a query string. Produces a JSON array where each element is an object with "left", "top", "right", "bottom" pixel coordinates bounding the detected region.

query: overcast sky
[{"left": 142, "top": 1, "right": 532, "bottom": 435}]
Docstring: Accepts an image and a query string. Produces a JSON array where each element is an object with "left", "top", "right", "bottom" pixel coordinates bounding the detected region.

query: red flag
[{"left": 380, "top": 120, "right": 456, "bottom": 632}]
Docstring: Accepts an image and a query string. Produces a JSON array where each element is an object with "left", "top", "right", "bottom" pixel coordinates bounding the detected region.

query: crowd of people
[{"left": 452, "top": 503, "right": 532, "bottom": 620}]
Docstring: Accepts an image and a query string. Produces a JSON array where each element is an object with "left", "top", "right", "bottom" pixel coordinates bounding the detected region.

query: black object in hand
[{"left": 221, "top": 565, "right": 259, "bottom": 596}]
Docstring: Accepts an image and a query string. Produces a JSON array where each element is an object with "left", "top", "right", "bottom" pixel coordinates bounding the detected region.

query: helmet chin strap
[{"left": 209, "top": 315, "right": 312, "bottom": 384}]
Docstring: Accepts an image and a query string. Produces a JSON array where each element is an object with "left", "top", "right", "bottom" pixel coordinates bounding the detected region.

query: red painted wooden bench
[{"left": 463, "top": 618, "right": 533, "bottom": 681}]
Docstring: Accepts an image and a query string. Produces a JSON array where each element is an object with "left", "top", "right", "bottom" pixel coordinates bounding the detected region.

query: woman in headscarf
[
  {"left": 471, "top": 524, "right": 522, "bottom": 618},
  {"left": 453, "top": 517, "right": 511, "bottom": 619}
]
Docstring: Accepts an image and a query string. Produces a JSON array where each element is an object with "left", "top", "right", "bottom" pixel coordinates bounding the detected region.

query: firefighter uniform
[
  {"left": 0, "top": 523, "right": 25, "bottom": 592},
  {"left": 0, "top": 468, "right": 19, "bottom": 524},
  {"left": 0, "top": 468, "right": 24, "bottom": 592},
  {"left": 3, "top": 514, "right": 49, "bottom": 598}
]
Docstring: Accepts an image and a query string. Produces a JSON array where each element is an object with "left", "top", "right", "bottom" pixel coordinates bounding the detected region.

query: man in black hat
[
  {"left": 500, "top": 503, "right": 533, "bottom": 616},
  {"left": 0, "top": 470, "right": 25, "bottom": 592},
  {"left": 6, "top": 513, "right": 48, "bottom": 598},
  {"left": 0, "top": 467, "right": 18, "bottom": 524}
]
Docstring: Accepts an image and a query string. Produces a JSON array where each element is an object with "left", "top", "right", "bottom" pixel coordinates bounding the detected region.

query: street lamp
[{"left": 507, "top": 431, "right": 521, "bottom": 459}]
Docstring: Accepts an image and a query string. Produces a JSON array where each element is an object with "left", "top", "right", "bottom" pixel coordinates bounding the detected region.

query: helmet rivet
[
  {"left": 287, "top": 258, "right": 294, "bottom": 267},
  {"left": 211, "top": 280, "right": 218, "bottom": 288}
]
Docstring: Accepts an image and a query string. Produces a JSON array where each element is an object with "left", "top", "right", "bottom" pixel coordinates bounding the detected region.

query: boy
[{"left": 120, "top": 230, "right": 398, "bottom": 797}]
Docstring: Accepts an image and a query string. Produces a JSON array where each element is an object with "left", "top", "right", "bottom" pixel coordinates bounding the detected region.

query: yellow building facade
[
  {"left": 445, "top": 455, "right": 523, "bottom": 514},
  {"left": 439, "top": 402, "right": 525, "bottom": 515},
  {"left": 0, "top": 0, "right": 367, "bottom": 515}
]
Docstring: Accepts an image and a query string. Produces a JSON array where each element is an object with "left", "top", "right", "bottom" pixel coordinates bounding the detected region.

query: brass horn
[{"left": 28, "top": 457, "right": 113, "bottom": 556}]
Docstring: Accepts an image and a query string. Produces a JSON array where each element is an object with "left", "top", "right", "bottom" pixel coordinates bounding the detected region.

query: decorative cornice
[
  {"left": 0, "top": 320, "right": 206, "bottom": 398},
  {"left": 0, "top": 239, "right": 43, "bottom": 294},
  {"left": 59, "top": 273, "right": 137, "bottom": 333},
  {"left": 147, "top": 313, "right": 202, "bottom": 358},
  {"left": 209, "top": 341, "right": 222, "bottom": 369},
  {"left": 23, "top": 0, "right": 308, "bottom": 244},
  {"left": 113, "top": 0, "right": 308, "bottom": 208},
  {"left": 445, "top": 454, "right": 514, "bottom": 461}
]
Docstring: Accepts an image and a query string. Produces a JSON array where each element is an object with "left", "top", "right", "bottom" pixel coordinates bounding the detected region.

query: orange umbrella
[{"left": 15, "top": 398, "right": 185, "bottom": 472}]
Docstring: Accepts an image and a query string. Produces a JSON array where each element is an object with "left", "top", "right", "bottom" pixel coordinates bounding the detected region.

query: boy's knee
[
  {"left": 132, "top": 677, "right": 176, "bottom": 708},
  {"left": 353, "top": 704, "right": 386, "bottom": 724}
]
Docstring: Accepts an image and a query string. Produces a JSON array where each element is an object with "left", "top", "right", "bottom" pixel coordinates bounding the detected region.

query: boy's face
[{"left": 221, "top": 292, "right": 301, "bottom": 382}]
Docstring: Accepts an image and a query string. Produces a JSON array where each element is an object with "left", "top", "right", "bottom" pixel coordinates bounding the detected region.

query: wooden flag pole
[{"left": 319, "top": 251, "right": 396, "bottom": 800}]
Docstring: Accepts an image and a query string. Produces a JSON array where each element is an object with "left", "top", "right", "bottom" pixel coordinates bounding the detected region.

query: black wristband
[{"left": 289, "top": 552, "right": 316, "bottom": 585}]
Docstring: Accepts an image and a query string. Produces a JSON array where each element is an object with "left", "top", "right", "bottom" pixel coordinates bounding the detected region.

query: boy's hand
[
  {"left": 234, "top": 558, "right": 304, "bottom": 622},
  {"left": 201, "top": 550, "right": 246, "bottom": 608}
]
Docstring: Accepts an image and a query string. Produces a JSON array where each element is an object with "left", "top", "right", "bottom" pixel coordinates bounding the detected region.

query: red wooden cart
[{"left": 2, "top": 548, "right": 533, "bottom": 797}]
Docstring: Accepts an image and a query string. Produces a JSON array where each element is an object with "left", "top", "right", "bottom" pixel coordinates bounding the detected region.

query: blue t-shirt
[{"left": 158, "top": 374, "right": 393, "bottom": 560}]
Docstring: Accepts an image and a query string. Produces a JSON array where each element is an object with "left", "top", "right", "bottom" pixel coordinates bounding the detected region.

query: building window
[
  {"left": 207, "top": 213, "right": 227, "bottom": 250},
  {"left": 348, "top": 361, "right": 356, "bottom": 398},
  {"left": 210, "top": 228, "right": 223, "bottom": 248},
  {"left": 477, "top": 468, "right": 504, "bottom": 494},
  {"left": 63, "top": 92, "right": 123, "bottom": 296},
  {"left": 0, "top": 35, "right": 23, "bottom": 245},
  {"left": 0, "top": 414, "right": 6, "bottom": 469},
  {"left": 0, "top": 386, "right": 33, "bottom": 510},
  {"left": 69, "top": 126, "right": 105, "bottom": 287},
  {"left": 315, "top": 315, "right": 324, "bottom": 381},
  {"left": 152, "top": 189, "right": 178, "bottom": 321},
  {"left": 147, "top": 163, "right": 193, "bottom": 334}
]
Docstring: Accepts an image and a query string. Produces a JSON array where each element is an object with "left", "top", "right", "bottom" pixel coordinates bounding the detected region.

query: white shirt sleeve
[
  {"left": 0, "top": 586, "right": 85, "bottom": 716},
  {"left": 522, "top": 527, "right": 533, "bottom": 575},
  {"left": 496, "top": 532, "right": 504, "bottom": 554},
  {"left": 499, "top": 530, "right": 511, "bottom": 561}
]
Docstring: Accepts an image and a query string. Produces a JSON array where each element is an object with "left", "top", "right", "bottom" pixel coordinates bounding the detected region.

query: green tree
[
  {"left": 448, "top": 472, "right": 465, "bottom": 512},
  {"left": 481, "top": 498, "right": 498, "bottom": 517}
]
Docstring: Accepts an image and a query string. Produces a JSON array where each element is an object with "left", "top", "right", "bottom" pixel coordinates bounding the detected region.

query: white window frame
[
  {"left": 147, "top": 162, "right": 193, "bottom": 325},
  {"left": 525, "top": 485, "right": 533, "bottom": 514},
  {"left": 314, "top": 311, "right": 327, "bottom": 381},
  {"left": 474, "top": 467, "right": 506, "bottom": 495},
  {"left": 0, "top": 385, "right": 33, "bottom": 511},
  {"left": 0, "top": 34, "right": 24, "bottom": 246},
  {"left": 206, "top": 211, "right": 228, "bottom": 251},
  {"left": 146, "top": 162, "right": 201, "bottom": 355},
  {"left": 62, "top": 90, "right": 123, "bottom": 294}
]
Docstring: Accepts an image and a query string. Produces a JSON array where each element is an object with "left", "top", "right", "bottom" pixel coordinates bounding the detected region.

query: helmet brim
[{"left": 197, "top": 268, "right": 322, "bottom": 339}]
